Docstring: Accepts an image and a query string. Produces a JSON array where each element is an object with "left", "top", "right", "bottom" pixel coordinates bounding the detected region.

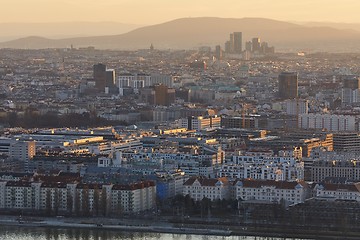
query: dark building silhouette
[
  {"left": 93, "top": 63, "right": 106, "bottom": 91},
  {"left": 233, "top": 32, "right": 242, "bottom": 53},
  {"left": 224, "top": 41, "right": 231, "bottom": 53},
  {"left": 140, "top": 84, "right": 176, "bottom": 106},
  {"left": 278, "top": 72, "right": 298, "bottom": 99},
  {"left": 176, "top": 88, "right": 191, "bottom": 102},
  {"left": 252, "top": 38, "right": 261, "bottom": 53},
  {"left": 245, "top": 41, "right": 252, "bottom": 52},
  {"left": 341, "top": 75, "right": 360, "bottom": 104},
  {"left": 154, "top": 84, "right": 175, "bottom": 106},
  {"left": 215, "top": 45, "right": 222, "bottom": 60},
  {"left": 106, "top": 70, "right": 115, "bottom": 87},
  {"left": 343, "top": 75, "right": 360, "bottom": 89},
  {"left": 139, "top": 88, "right": 156, "bottom": 105},
  {"left": 225, "top": 32, "right": 242, "bottom": 54},
  {"left": 93, "top": 63, "right": 116, "bottom": 93},
  {"left": 229, "top": 33, "right": 235, "bottom": 53}
]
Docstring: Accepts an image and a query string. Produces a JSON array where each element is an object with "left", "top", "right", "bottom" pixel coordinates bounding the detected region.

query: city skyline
[{"left": 1, "top": 0, "right": 360, "bottom": 25}]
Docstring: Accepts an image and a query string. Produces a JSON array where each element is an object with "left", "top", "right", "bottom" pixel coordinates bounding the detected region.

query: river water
[{"left": 0, "top": 226, "right": 311, "bottom": 240}]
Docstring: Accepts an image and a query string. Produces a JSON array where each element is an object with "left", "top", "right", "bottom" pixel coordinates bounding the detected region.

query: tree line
[{"left": 0, "top": 110, "right": 127, "bottom": 128}]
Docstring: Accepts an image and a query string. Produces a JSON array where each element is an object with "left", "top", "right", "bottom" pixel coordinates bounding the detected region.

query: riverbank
[
  {"left": 0, "top": 216, "right": 231, "bottom": 237},
  {"left": 0, "top": 215, "right": 359, "bottom": 239}
]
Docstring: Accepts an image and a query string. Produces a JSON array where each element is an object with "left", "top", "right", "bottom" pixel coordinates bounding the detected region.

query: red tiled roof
[
  {"left": 76, "top": 183, "right": 103, "bottom": 189},
  {"left": 33, "top": 175, "right": 81, "bottom": 183},
  {"left": 41, "top": 182, "right": 67, "bottom": 188},
  {"left": 112, "top": 180, "right": 155, "bottom": 191},
  {"left": 5, "top": 181, "right": 32, "bottom": 187},
  {"left": 321, "top": 183, "right": 360, "bottom": 192}
]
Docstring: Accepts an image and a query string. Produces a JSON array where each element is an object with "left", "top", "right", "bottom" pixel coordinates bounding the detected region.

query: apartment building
[
  {"left": 183, "top": 177, "right": 230, "bottom": 201},
  {"left": 311, "top": 160, "right": 360, "bottom": 182},
  {"left": 314, "top": 183, "right": 360, "bottom": 201},
  {"left": 221, "top": 154, "right": 304, "bottom": 181},
  {"left": 298, "top": 113, "right": 356, "bottom": 132},
  {"left": 0, "top": 180, "right": 156, "bottom": 215},
  {"left": 233, "top": 179, "right": 309, "bottom": 205},
  {"left": 218, "top": 161, "right": 304, "bottom": 181}
]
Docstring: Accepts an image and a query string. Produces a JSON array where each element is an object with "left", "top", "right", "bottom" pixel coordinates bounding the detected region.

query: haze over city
[
  {"left": 0, "top": 0, "right": 360, "bottom": 51},
  {"left": 1, "top": 0, "right": 360, "bottom": 24},
  {"left": 2, "top": 1, "right": 360, "bottom": 240}
]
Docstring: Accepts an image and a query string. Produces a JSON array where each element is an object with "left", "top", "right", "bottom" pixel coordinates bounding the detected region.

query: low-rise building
[
  {"left": 183, "top": 177, "right": 230, "bottom": 201},
  {"left": 314, "top": 183, "right": 360, "bottom": 201},
  {"left": 234, "top": 179, "right": 309, "bottom": 205}
]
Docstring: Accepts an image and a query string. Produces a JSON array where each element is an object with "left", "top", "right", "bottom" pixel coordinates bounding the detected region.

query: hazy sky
[{"left": 2, "top": 0, "right": 360, "bottom": 24}]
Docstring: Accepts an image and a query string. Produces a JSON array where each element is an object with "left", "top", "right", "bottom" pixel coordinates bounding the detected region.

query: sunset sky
[{"left": 1, "top": 0, "right": 360, "bottom": 24}]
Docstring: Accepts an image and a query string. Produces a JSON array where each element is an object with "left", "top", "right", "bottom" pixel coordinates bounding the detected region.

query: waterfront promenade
[{"left": 0, "top": 215, "right": 359, "bottom": 239}]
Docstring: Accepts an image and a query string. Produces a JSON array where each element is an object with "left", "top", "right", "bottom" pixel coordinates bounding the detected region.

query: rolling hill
[{"left": 1, "top": 17, "right": 360, "bottom": 52}]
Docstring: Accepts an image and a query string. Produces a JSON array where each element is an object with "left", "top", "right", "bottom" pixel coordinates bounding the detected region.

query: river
[{"left": 0, "top": 226, "right": 311, "bottom": 240}]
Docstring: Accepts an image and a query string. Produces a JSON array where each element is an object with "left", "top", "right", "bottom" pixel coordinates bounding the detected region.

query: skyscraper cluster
[
  {"left": 224, "top": 32, "right": 242, "bottom": 54},
  {"left": 215, "top": 32, "right": 275, "bottom": 60},
  {"left": 245, "top": 38, "right": 275, "bottom": 55}
]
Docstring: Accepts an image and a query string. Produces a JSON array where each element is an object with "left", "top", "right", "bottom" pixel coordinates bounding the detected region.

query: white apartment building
[
  {"left": 0, "top": 180, "right": 156, "bottom": 215},
  {"left": 285, "top": 99, "right": 309, "bottom": 115},
  {"left": 40, "top": 182, "right": 68, "bottom": 212},
  {"left": 183, "top": 177, "right": 230, "bottom": 201},
  {"left": 231, "top": 155, "right": 298, "bottom": 165},
  {"left": 223, "top": 154, "right": 304, "bottom": 181},
  {"left": 311, "top": 160, "right": 360, "bottom": 182},
  {"left": 218, "top": 161, "right": 304, "bottom": 181},
  {"left": 74, "top": 182, "right": 156, "bottom": 214},
  {"left": 314, "top": 183, "right": 360, "bottom": 201},
  {"left": 150, "top": 74, "right": 174, "bottom": 88},
  {"left": 0, "top": 138, "right": 36, "bottom": 162},
  {"left": 298, "top": 113, "right": 356, "bottom": 132},
  {"left": 3, "top": 181, "right": 33, "bottom": 209},
  {"left": 342, "top": 88, "right": 360, "bottom": 105},
  {"left": 126, "top": 149, "right": 224, "bottom": 177},
  {"left": 234, "top": 179, "right": 309, "bottom": 205},
  {"left": 117, "top": 73, "right": 151, "bottom": 95}
]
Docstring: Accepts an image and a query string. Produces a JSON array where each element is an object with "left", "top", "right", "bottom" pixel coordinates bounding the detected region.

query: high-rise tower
[
  {"left": 233, "top": 32, "right": 242, "bottom": 54},
  {"left": 229, "top": 33, "right": 235, "bottom": 53},
  {"left": 215, "top": 45, "right": 222, "bottom": 60},
  {"left": 278, "top": 72, "right": 298, "bottom": 99},
  {"left": 93, "top": 63, "right": 106, "bottom": 91},
  {"left": 342, "top": 75, "right": 360, "bottom": 104},
  {"left": 252, "top": 38, "right": 261, "bottom": 53}
]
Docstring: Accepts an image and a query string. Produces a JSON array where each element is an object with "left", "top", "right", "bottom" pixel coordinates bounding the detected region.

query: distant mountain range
[
  {"left": 303, "top": 22, "right": 360, "bottom": 32},
  {"left": 0, "top": 22, "right": 143, "bottom": 42},
  {"left": 1, "top": 17, "right": 360, "bottom": 52}
]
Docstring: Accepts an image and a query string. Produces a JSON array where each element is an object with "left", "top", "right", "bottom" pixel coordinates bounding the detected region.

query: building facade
[
  {"left": 180, "top": 115, "right": 221, "bottom": 130},
  {"left": 0, "top": 180, "right": 156, "bottom": 215},
  {"left": 278, "top": 72, "right": 298, "bottom": 99},
  {"left": 298, "top": 113, "right": 356, "bottom": 132},
  {"left": 183, "top": 177, "right": 230, "bottom": 201},
  {"left": 234, "top": 179, "right": 308, "bottom": 205},
  {"left": 311, "top": 160, "right": 360, "bottom": 182}
]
